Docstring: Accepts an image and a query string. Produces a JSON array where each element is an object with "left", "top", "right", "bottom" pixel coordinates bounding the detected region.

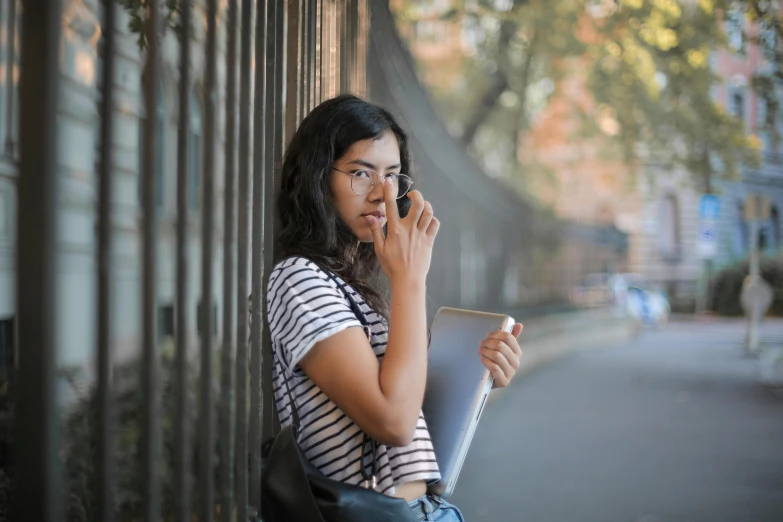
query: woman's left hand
[{"left": 479, "top": 323, "right": 524, "bottom": 389}]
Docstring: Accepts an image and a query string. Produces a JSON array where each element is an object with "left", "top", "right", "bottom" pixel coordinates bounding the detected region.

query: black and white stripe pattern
[{"left": 266, "top": 256, "right": 441, "bottom": 495}]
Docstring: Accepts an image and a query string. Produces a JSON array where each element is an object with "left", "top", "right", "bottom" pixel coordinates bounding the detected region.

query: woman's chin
[{"left": 354, "top": 219, "right": 385, "bottom": 243}]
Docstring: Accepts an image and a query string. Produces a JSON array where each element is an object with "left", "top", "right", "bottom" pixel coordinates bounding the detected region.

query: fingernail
[
  {"left": 384, "top": 177, "right": 392, "bottom": 186},
  {"left": 365, "top": 215, "right": 375, "bottom": 225}
]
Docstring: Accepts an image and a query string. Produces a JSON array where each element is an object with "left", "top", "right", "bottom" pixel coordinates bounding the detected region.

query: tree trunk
[{"left": 460, "top": 25, "right": 540, "bottom": 149}]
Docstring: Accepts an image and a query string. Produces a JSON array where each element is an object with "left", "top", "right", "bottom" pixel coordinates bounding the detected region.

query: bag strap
[
  {"left": 265, "top": 256, "right": 382, "bottom": 488},
  {"left": 307, "top": 261, "right": 381, "bottom": 489}
]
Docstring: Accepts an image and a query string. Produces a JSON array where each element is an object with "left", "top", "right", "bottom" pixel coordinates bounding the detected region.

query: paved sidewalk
[{"left": 451, "top": 320, "right": 783, "bottom": 522}]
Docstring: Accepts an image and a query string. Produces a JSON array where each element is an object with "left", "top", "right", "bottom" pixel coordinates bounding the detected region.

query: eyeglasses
[{"left": 332, "top": 167, "right": 413, "bottom": 199}]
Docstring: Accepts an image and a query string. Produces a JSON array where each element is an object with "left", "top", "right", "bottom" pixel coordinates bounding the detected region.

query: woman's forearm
[{"left": 378, "top": 278, "right": 429, "bottom": 444}]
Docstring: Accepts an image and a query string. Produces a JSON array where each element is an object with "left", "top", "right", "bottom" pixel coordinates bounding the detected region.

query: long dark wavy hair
[{"left": 276, "top": 95, "right": 413, "bottom": 317}]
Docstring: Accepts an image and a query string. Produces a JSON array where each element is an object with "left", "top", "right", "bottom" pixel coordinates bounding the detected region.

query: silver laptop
[{"left": 422, "top": 307, "right": 515, "bottom": 498}]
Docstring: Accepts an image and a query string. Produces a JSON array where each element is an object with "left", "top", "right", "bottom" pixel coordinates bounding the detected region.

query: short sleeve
[{"left": 266, "top": 257, "right": 362, "bottom": 371}]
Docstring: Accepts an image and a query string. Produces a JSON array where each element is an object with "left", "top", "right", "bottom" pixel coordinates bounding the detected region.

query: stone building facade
[{"left": 632, "top": 5, "right": 783, "bottom": 310}]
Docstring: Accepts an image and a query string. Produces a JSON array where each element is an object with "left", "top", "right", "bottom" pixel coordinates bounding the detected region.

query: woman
[{"left": 266, "top": 94, "right": 524, "bottom": 521}]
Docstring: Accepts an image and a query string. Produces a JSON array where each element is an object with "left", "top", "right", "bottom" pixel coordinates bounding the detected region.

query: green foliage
[
  {"left": 710, "top": 254, "right": 783, "bottom": 315},
  {"left": 0, "top": 343, "right": 226, "bottom": 522},
  {"left": 119, "top": 0, "right": 184, "bottom": 50},
  {"left": 588, "top": 0, "right": 759, "bottom": 180},
  {"left": 394, "top": 0, "right": 760, "bottom": 189},
  {"left": 0, "top": 376, "right": 14, "bottom": 522}
]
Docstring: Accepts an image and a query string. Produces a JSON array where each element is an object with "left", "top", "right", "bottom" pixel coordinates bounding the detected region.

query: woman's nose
[{"left": 368, "top": 179, "right": 385, "bottom": 201}]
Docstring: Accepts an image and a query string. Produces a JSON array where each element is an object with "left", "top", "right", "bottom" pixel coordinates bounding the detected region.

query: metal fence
[{"left": 13, "top": 1, "right": 368, "bottom": 521}]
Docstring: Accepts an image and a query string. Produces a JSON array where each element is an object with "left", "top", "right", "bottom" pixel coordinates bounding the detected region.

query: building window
[
  {"left": 197, "top": 300, "right": 218, "bottom": 338},
  {"left": 188, "top": 89, "right": 202, "bottom": 212},
  {"left": 0, "top": 1, "right": 19, "bottom": 157},
  {"left": 760, "top": 22, "right": 777, "bottom": 60},
  {"left": 658, "top": 194, "right": 680, "bottom": 260},
  {"left": 138, "top": 80, "right": 166, "bottom": 209},
  {"left": 759, "top": 227, "right": 769, "bottom": 251},
  {"left": 0, "top": 317, "right": 14, "bottom": 378},
  {"left": 757, "top": 96, "right": 775, "bottom": 152},
  {"left": 158, "top": 304, "right": 175, "bottom": 340},
  {"left": 731, "top": 89, "right": 745, "bottom": 128},
  {"left": 725, "top": 9, "right": 745, "bottom": 53}
]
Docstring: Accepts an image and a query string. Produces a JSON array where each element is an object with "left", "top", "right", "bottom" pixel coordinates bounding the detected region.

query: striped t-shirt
[{"left": 266, "top": 256, "right": 441, "bottom": 495}]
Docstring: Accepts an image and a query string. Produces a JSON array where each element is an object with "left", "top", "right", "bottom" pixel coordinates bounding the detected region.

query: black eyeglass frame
[{"left": 332, "top": 167, "right": 413, "bottom": 199}]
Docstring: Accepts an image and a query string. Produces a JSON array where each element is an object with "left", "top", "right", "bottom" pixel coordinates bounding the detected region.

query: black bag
[{"left": 260, "top": 261, "right": 419, "bottom": 522}]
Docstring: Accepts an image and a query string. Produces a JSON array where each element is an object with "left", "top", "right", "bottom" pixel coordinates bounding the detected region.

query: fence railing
[{"left": 14, "top": 1, "right": 368, "bottom": 521}]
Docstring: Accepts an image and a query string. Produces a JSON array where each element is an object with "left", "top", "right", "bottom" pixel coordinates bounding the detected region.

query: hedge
[{"left": 710, "top": 255, "right": 783, "bottom": 316}]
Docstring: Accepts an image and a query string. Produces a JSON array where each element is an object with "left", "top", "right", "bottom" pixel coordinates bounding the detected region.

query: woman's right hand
[{"left": 365, "top": 177, "right": 440, "bottom": 286}]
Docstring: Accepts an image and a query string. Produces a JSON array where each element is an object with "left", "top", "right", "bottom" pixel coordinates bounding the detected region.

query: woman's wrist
[{"left": 389, "top": 275, "right": 427, "bottom": 293}]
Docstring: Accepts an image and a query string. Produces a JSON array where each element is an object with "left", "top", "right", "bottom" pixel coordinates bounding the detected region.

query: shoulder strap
[
  {"left": 264, "top": 257, "right": 371, "bottom": 434},
  {"left": 264, "top": 257, "right": 382, "bottom": 488}
]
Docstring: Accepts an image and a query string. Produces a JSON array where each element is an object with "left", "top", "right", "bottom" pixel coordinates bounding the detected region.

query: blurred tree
[
  {"left": 119, "top": 0, "right": 184, "bottom": 50},
  {"left": 394, "top": 0, "right": 759, "bottom": 190}
]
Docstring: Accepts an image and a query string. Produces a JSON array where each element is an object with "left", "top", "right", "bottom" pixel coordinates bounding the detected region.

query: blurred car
[
  {"left": 569, "top": 273, "right": 614, "bottom": 308},
  {"left": 571, "top": 272, "right": 670, "bottom": 327}
]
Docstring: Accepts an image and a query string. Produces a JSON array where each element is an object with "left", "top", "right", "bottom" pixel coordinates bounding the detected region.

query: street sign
[
  {"left": 700, "top": 194, "right": 720, "bottom": 221},
  {"left": 697, "top": 194, "right": 720, "bottom": 259}
]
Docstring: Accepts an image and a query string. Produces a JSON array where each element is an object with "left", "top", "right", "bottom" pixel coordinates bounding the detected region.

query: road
[{"left": 450, "top": 319, "right": 783, "bottom": 522}]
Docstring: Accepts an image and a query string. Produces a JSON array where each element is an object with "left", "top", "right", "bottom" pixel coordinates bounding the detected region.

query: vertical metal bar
[
  {"left": 96, "top": 1, "right": 116, "bottom": 521},
  {"left": 344, "top": 0, "right": 352, "bottom": 92},
  {"left": 357, "top": 0, "right": 368, "bottom": 97},
  {"left": 349, "top": 0, "right": 358, "bottom": 93},
  {"left": 274, "top": 0, "right": 286, "bottom": 164},
  {"left": 5, "top": 0, "right": 17, "bottom": 155},
  {"left": 200, "top": 1, "right": 219, "bottom": 521},
  {"left": 339, "top": 0, "right": 348, "bottom": 92},
  {"left": 174, "top": 0, "right": 192, "bottom": 520},
  {"left": 15, "top": 0, "right": 61, "bottom": 520},
  {"left": 249, "top": 0, "right": 269, "bottom": 510},
  {"left": 320, "top": 0, "right": 330, "bottom": 102},
  {"left": 314, "top": 0, "right": 321, "bottom": 103},
  {"left": 355, "top": 0, "right": 363, "bottom": 96},
  {"left": 141, "top": 0, "right": 163, "bottom": 520},
  {"left": 235, "top": 0, "right": 254, "bottom": 519},
  {"left": 0, "top": 3, "right": 5, "bottom": 141},
  {"left": 308, "top": 0, "right": 317, "bottom": 106},
  {"left": 300, "top": 0, "right": 310, "bottom": 116},
  {"left": 285, "top": 0, "right": 302, "bottom": 143},
  {"left": 220, "top": 0, "right": 239, "bottom": 520},
  {"left": 264, "top": 0, "right": 287, "bottom": 441},
  {"left": 329, "top": 0, "right": 337, "bottom": 98},
  {"left": 334, "top": 0, "right": 342, "bottom": 94}
]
